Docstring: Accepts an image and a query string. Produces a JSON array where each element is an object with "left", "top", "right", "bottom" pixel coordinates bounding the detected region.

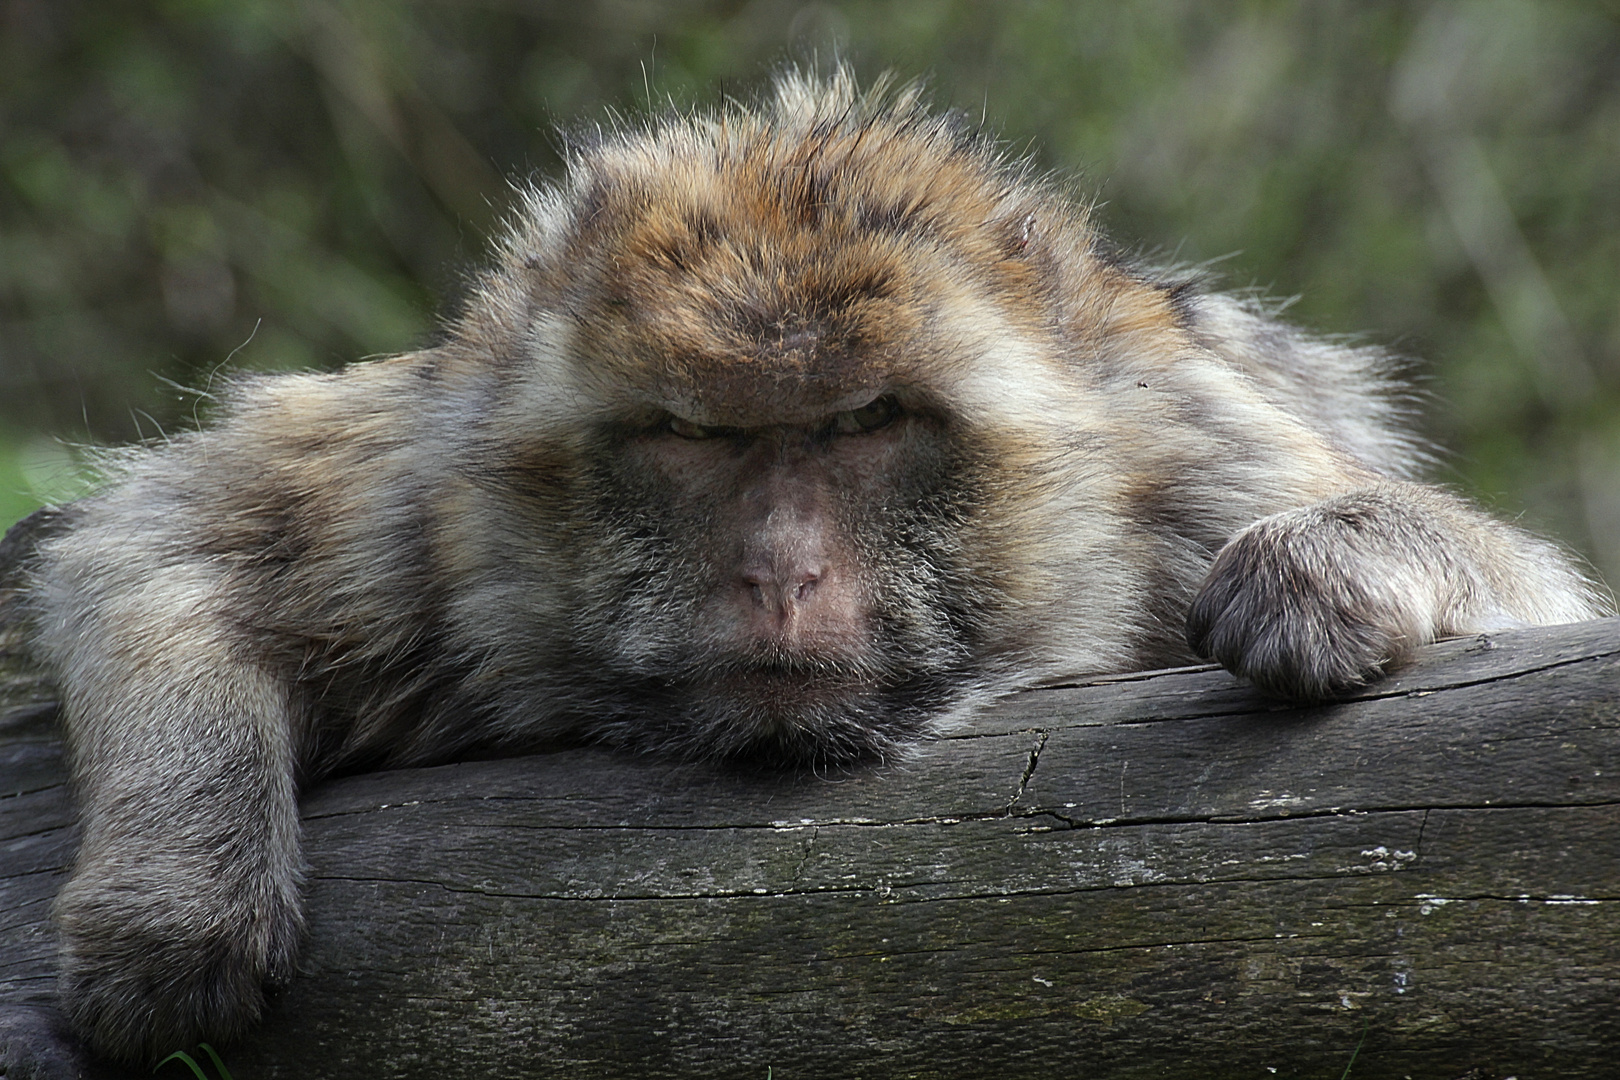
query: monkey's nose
[{"left": 743, "top": 564, "right": 824, "bottom": 616}]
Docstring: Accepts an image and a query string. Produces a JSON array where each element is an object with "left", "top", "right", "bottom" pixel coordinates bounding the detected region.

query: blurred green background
[{"left": 3, "top": 0, "right": 1618, "bottom": 582}]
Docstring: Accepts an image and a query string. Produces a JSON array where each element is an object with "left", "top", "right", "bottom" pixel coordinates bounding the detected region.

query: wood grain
[{"left": 2, "top": 593, "right": 1616, "bottom": 1077}]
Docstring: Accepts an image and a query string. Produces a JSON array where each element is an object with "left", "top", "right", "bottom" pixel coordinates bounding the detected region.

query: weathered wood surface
[{"left": 2, "top": 614, "right": 1618, "bottom": 1079}]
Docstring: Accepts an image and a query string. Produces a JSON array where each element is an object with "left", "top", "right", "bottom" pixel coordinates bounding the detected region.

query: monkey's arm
[
  {"left": 24, "top": 362, "right": 465, "bottom": 1064},
  {"left": 1185, "top": 479, "right": 1612, "bottom": 700},
  {"left": 33, "top": 538, "right": 304, "bottom": 1064}
]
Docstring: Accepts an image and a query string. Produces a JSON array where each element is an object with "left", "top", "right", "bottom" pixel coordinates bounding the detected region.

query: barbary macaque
[{"left": 21, "top": 67, "right": 1609, "bottom": 1064}]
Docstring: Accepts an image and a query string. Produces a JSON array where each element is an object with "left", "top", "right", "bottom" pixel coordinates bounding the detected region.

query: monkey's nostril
[{"left": 741, "top": 566, "right": 823, "bottom": 612}]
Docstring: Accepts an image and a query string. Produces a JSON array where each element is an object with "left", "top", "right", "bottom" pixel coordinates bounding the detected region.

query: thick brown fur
[{"left": 25, "top": 68, "right": 1611, "bottom": 1064}]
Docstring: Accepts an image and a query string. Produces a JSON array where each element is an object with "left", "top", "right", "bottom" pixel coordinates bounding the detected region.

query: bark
[{"left": 1, "top": 529, "right": 1616, "bottom": 1077}]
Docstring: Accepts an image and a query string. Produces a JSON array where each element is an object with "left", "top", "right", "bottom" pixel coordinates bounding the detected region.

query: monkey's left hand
[
  {"left": 1183, "top": 481, "right": 1594, "bottom": 701},
  {"left": 1185, "top": 497, "right": 1424, "bottom": 701}
]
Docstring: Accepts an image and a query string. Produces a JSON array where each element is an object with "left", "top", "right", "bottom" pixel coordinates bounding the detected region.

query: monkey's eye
[
  {"left": 666, "top": 415, "right": 726, "bottom": 440},
  {"left": 832, "top": 395, "right": 901, "bottom": 435}
]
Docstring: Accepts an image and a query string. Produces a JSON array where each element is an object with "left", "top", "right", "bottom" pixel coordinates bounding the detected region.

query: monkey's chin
[
  {"left": 584, "top": 663, "right": 954, "bottom": 768},
  {"left": 678, "top": 671, "right": 904, "bottom": 765}
]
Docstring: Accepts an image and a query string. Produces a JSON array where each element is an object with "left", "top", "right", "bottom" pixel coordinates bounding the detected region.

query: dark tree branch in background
[{"left": 2, "top": 551, "right": 1616, "bottom": 1078}]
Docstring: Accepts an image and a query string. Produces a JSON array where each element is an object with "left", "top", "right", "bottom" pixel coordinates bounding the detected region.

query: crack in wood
[
  {"left": 1007, "top": 729, "right": 1047, "bottom": 811},
  {"left": 1020, "top": 798, "right": 1620, "bottom": 830}
]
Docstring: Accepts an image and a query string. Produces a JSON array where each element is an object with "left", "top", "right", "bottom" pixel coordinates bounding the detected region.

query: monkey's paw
[
  {"left": 53, "top": 872, "right": 302, "bottom": 1066},
  {"left": 1185, "top": 511, "right": 1431, "bottom": 701}
]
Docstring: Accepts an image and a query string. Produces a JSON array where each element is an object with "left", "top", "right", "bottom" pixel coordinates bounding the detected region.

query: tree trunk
[{"left": 1, "top": 541, "right": 1617, "bottom": 1077}]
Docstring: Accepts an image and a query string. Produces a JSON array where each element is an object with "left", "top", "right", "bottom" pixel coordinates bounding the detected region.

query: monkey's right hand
[
  {"left": 53, "top": 818, "right": 305, "bottom": 1066},
  {"left": 30, "top": 547, "right": 311, "bottom": 1066}
]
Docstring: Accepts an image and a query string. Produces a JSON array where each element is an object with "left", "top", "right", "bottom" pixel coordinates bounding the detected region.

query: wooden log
[{"left": 1, "top": 525, "right": 1616, "bottom": 1076}]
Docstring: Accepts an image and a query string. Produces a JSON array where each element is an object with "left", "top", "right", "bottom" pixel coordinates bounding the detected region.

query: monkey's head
[{"left": 450, "top": 70, "right": 1147, "bottom": 765}]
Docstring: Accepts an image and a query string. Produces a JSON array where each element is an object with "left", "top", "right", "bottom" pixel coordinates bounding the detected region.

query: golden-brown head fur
[{"left": 470, "top": 70, "right": 1097, "bottom": 424}]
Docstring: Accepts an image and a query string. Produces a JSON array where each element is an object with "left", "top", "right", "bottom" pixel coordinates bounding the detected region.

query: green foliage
[
  {"left": 156, "top": 1042, "right": 235, "bottom": 1080},
  {"left": 3, "top": 1, "right": 1617, "bottom": 577}
]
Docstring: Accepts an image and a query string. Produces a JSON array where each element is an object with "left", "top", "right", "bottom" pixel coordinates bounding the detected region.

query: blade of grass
[
  {"left": 199, "top": 1044, "right": 235, "bottom": 1080},
  {"left": 154, "top": 1050, "right": 210, "bottom": 1080},
  {"left": 1338, "top": 1018, "right": 1370, "bottom": 1080}
]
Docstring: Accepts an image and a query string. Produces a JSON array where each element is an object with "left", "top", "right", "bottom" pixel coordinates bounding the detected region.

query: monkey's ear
[{"left": 998, "top": 212, "right": 1038, "bottom": 259}]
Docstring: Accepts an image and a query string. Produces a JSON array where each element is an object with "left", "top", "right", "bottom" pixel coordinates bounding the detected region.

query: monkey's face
[
  {"left": 560, "top": 389, "right": 995, "bottom": 766},
  {"left": 466, "top": 104, "right": 1072, "bottom": 764}
]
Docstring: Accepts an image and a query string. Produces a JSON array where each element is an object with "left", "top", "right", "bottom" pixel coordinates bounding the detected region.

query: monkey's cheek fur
[{"left": 53, "top": 869, "right": 302, "bottom": 1064}]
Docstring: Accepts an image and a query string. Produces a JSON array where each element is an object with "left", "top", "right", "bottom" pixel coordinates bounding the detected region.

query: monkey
[{"left": 18, "top": 67, "right": 1610, "bottom": 1066}]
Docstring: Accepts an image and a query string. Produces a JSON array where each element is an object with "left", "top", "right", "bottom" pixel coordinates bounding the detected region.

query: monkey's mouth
[{"left": 573, "top": 602, "right": 971, "bottom": 764}]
